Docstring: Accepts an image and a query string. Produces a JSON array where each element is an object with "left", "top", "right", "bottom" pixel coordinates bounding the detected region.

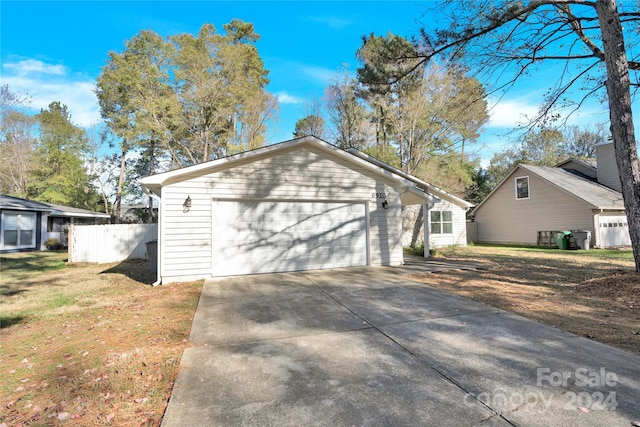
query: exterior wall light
[
  {"left": 382, "top": 200, "right": 389, "bottom": 209},
  {"left": 183, "top": 195, "right": 192, "bottom": 213}
]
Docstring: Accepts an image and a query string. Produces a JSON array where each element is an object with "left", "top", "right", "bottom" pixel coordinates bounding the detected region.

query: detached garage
[{"left": 141, "top": 136, "right": 435, "bottom": 283}]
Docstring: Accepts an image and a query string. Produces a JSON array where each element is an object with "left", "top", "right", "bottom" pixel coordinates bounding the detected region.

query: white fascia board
[{"left": 50, "top": 211, "right": 111, "bottom": 219}]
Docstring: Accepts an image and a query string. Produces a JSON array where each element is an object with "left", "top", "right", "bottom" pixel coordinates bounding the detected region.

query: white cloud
[
  {"left": 1, "top": 59, "right": 100, "bottom": 127},
  {"left": 3, "top": 59, "right": 66, "bottom": 76},
  {"left": 274, "top": 91, "right": 304, "bottom": 105},
  {"left": 486, "top": 94, "right": 611, "bottom": 130},
  {"left": 486, "top": 97, "right": 541, "bottom": 129}
]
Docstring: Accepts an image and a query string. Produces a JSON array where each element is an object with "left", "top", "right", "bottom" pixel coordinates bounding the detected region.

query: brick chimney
[{"left": 596, "top": 142, "right": 622, "bottom": 192}]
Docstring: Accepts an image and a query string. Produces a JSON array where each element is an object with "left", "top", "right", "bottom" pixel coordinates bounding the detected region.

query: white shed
[{"left": 140, "top": 137, "right": 437, "bottom": 283}]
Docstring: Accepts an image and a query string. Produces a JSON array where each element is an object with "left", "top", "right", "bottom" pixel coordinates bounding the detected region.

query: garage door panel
[
  {"left": 599, "top": 215, "right": 631, "bottom": 247},
  {"left": 213, "top": 200, "right": 367, "bottom": 276}
]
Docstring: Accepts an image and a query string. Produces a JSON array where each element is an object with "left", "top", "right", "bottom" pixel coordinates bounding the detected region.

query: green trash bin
[
  {"left": 552, "top": 231, "right": 564, "bottom": 249},
  {"left": 560, "top": 231, "right": 572, "bottom": 250}
]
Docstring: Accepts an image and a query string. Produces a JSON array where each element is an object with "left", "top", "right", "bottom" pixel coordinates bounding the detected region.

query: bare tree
[
  {"left": 563, "top": 123, "right": 606, "bottom": 158},
  {"left": 0, "top": 85, "right": 37, "bottom": 196},
  {"left": 413, "top": 0, "right": 640, "bottom": 271}
]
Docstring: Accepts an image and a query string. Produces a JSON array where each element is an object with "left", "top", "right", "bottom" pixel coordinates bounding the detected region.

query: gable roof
[
  {"left": 344, "top": 147, "right": 473, "bottom": 209},
  {"left": 474, "top": 163, "right": 624, "bottom": 213},
  {"left": 140, "top": 136, "right": 437, "bottom": 205},
  {"left": 0, "top": 194, "right": 110, "bottom": 219}
]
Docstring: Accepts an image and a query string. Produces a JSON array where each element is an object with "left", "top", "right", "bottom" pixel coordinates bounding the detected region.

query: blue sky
[{"left": 0, "top": 1, "right": 614, "bottom": 163}]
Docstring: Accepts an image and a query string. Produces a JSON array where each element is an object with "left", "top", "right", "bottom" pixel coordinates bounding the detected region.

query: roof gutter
[{"left": 143, "top": 187, "right": 162, "bottom": 287}]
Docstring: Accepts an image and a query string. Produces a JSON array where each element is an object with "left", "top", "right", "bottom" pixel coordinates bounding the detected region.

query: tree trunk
[
  {"left": 148, "top": 140, "right": 156, "bottom": 224},
  {"left": 115, "top": 148, "right": 126, "bottom": 224},
  {"left": 596, "top": 0, "right": 640, "bottom": 271}
]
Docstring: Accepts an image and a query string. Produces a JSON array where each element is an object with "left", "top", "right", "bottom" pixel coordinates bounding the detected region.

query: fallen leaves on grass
[
  {"left": 408, "top": 246, "right": 640, "bottom": 356},
  {"left": 0, "top": 257, "right": 202, "bottom": 426}
]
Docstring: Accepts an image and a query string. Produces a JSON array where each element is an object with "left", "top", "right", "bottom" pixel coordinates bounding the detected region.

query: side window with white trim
[
  {"left": 430, "top": 211, "right": 453, "bottom": 234},
  {"left": 515, "top": 176, "right": 530, "bottom": 200}
]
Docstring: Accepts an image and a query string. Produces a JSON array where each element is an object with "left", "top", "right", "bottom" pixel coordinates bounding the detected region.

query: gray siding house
[
  {"left": 472, "top": 142, "right": 630, "bottom": 248},
  {"left": 0, "top": 195, "right": 110, "bottom": 253},
  {"left": 141, "top": 136, "right": 471, "bottom": 283}
]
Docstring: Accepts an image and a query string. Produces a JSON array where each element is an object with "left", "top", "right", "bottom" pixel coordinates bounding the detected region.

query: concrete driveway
[{"left": 162, "top": 263, "right": 640, "bottom": 427}]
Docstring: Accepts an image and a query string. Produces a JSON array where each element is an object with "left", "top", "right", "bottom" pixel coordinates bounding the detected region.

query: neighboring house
[
  {"left": 141, "top": 136, "right": 471, "bottom": 283},
  {"left": 472, "top": 142, "right": 630, "bottom": 248},
  {"left": 0, "top": 195, "right": 110, "bottom": 253}
]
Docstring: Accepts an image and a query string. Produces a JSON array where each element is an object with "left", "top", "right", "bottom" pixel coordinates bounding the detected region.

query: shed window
[
  {"left": 2, "top": 212, "right": 36, "bottom": 248},
  {"left": 431, "top": 211, "right": 453, "bottom": 234},
  {"left": 515, "top": 176, "right": 530, "bottom": 200}
]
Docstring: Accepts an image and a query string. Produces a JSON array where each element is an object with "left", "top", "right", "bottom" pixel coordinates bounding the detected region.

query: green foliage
[
  {"left": 404, "top": 244, "right": 424, "bottom": 256},
  {"left": 356, "top": 32, "right": 423, "bottom": 97},
  {"left": 96, "top": 21, "right": 275, "bottom": 221},
  {"left": 465, "top": 167, "right": 494, "bottom": 205},
  {"left": 97, "top": 20, "right": 273, "bottom": 169},
  {"left": 352, "top": 33, "right": 489, "bottom": 189},
  {"left": 362, "top": 144, "right": 401, "bottom": 169},
  {"left": 293, "top": 115, "right": 326, "bottom": 139},
  {"left": 431, "top": 153, "right": 479, "bottom": 197},
  {"left": 27, "top": 102, "right": 102, "bottom": 210},
  {"left": 44, "top": 238, "right": 64, "bottom": 250}
]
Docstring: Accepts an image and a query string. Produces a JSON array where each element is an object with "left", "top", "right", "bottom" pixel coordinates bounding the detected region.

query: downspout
[{"left": 143, "top": 187, "right": 162, "bottom": 286}]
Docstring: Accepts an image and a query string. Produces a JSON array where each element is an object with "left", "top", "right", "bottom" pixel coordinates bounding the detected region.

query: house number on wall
[{"left": 372, "top": 192, "right": 387, "bottom": 199}]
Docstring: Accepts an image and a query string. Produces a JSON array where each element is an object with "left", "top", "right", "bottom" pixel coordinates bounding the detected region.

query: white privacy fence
[{"left": 68, "top": 224, "right": 158, "bottom": 263}]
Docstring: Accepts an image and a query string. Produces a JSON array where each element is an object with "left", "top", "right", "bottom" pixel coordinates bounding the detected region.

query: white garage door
[
  {"left": 599, "top": 215, "right": 632, "bottom": 247},
  {"left": 212, "top": 200, "right": 368, "bottom": 276}
]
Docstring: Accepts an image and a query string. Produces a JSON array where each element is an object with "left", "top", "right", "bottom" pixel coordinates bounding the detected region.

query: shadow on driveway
[{"left": 162, "top": 263, "right": 640, "bottom": 426}]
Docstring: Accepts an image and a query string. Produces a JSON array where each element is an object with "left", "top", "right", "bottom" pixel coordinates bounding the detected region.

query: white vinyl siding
[
  {"left": 429, "top": 200, "right": 467, "bottom": 248},
  {"left": 475, "top": 167, "right": 595, "bottom": 245},
  {"left": 401, "top": 201, "right": 467, "bottom": 248},
  {"left": 159, "top": 147, "right": 404, "bottom": 282}
]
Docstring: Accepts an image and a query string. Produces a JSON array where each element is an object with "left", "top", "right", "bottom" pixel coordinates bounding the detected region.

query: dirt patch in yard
[
  {"left": 407, "top": 246, "right": 640, "bottom": 357},
  {"left": 0, "top": 253, "right": 202, "bottom": 426}
]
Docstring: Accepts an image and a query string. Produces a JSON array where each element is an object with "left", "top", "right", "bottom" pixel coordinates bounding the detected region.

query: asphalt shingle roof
[
  {"left": 0, "top": 194, "right": 110, "bottom": 218},
  {"left": 519, "top": 164, "right": 624, "bottom": 209}
]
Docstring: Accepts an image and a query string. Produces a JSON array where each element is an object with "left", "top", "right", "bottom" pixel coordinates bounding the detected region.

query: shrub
[
  {"left": 404, "top": 244, "right": 425, "bottom": 256},
  {"left": 45, "top": 238, "right": 64, "bottom": 250}
]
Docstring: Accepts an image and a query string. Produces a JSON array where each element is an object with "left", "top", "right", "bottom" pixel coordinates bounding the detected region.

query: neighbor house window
[
  {"left": 431, "top": 211, "right": 453, "bottom": 234},
  {"left": 2, "top": 211, "right": 36, "bottom": 248},
  {"left": 515, "top": 176, "right": 530, "bottom": 199}
]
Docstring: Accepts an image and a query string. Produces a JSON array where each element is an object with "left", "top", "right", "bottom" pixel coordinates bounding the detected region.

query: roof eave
[{"left": 139, "top": 137, "right": 437, "bottom": 204}]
